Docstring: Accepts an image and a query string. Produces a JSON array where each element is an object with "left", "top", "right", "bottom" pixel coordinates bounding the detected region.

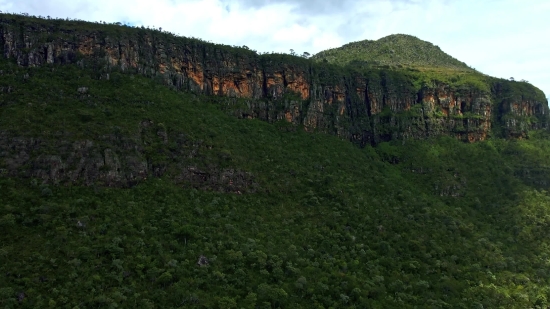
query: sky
[{"left": 1, "top": 0, "right": 549, "bottom": 100}]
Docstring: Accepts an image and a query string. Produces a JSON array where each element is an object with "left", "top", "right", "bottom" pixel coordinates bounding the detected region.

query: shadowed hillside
[{"left": 1, "top": 13, "right": 550, "bottom": 308}]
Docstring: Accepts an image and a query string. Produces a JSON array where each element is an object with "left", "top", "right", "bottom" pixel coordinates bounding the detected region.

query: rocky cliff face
[
  {"left": 0, "top": 121, "right": 258, "bottom": 192},
  {"left": 0, "top": 15, "right": 548, "bottom": 147}
]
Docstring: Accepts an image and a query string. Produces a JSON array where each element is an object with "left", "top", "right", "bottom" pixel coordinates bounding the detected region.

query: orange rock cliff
[{"left": 1, "top": 15, "right": 548, "bottom": 146}]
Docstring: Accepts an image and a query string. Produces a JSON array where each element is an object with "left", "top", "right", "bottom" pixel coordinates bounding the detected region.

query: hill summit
[{"left": 312, "top": 34, "right": 472, "bottom": 70}]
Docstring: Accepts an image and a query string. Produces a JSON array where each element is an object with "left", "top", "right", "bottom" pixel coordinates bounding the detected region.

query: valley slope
[{"left": 1, "top": 13, "right": 550, "bottom": 309}]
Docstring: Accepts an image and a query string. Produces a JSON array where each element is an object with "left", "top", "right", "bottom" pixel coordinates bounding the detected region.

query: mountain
[
  {"left": 0, "top": 13, "right": 547, "bottom": 147},
  {"left": 311, "top": 34, "right": 472, "bottom": 70},
  {"left": 1, "top": 13, "right": 550, "bottom": 308}
]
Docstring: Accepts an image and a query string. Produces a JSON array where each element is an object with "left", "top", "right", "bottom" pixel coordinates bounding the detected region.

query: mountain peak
[{"left": 312, "top": 34, "right": 471, "bottom": 70}]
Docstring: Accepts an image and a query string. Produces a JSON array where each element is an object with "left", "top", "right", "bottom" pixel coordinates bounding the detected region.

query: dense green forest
[
  {"left": 1, "top": 18, "right": 550, "bottom": 308},
  {"left": 1, "top": 59, "right": 550, "bottom": 309}
]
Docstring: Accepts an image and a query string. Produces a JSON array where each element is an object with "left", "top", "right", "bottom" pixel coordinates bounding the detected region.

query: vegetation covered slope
[
  {"left": 312, "top": 34, "right": 471, "bottom": 70},
  {"left": 0, "top": 13, "right": 547, "bottom": 148},
  {"left": 2, "top": 56, "right": 550, "bottom": 309},
  {"left": 310, "top": 34, "right": 495, "bottom": 93}
]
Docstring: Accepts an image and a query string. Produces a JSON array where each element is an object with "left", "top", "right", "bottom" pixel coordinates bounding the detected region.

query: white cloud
[{"left": 1, "top": 0, "right": 549, "bottom": 99}]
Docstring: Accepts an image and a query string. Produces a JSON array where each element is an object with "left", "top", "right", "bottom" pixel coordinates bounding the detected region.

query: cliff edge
[{"left": 0, "top": 14, "right": 548, "bottom": 146}]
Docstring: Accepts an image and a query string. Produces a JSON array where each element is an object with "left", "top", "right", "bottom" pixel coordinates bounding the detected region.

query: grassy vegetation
[
  {"left": 402, "top": 66, "right": 491, "bottom": 92},
  {"left": 493, "top": 77, "right": 548, "bottom": 103},
  {"left": 312, "top": 34, "right": 471, "bottom": 70},
  {"left": 311, "top": 34, "right": 499, "bottom": 92},
  {"left": 1, "top": 55, "right": 550, "bottom": 309}
]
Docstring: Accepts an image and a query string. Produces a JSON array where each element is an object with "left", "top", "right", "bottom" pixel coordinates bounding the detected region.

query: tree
[
  {"left": 217, "top": 297, "right": 237, "bottom": 308},
  {"left": 290, "top": 49, "right": 296, "bottom": 56},
  {"left": 302, "top": 52, "right": 310, "bottom": 58},
  {"left": 242, "top": 293, "right": 257, "bottom": 308}
]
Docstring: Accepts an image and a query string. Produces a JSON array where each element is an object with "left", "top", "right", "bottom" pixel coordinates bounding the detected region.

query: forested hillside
[{"left": 1, "top": 13, "right": 550, "bottom": 309}]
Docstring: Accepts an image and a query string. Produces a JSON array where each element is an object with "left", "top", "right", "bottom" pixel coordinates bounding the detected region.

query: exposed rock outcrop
[
  {"left": 0, "top": 129, "right": 258, "bottom": 192},
  {"left": 0, "top": 15, "right": 547, "bottom": 146},
  {"left": 0, "top": 14, "right": 548, "bottom": 187}
]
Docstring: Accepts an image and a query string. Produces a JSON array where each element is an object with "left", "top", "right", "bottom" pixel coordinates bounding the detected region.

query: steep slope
[
  {"left": 0, "top": 13, "right": 547, "bottom": 146},
  {"left": 2, "top": 13, "right": 550, "bottom": 309},
  {"left": 312, "top": 34, "right": 471, "bottom": 70},
  {"left": 1, "top": 58, "right": 550, "bottom": 308}
]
